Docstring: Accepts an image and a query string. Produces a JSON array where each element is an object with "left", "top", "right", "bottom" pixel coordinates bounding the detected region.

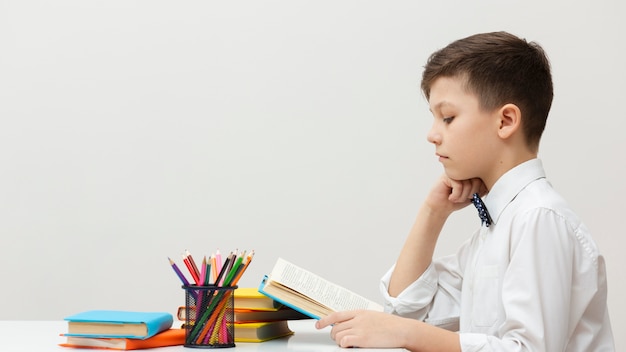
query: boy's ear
[{"left": 497, "top": 103, "right": 522, "bottom": 140}]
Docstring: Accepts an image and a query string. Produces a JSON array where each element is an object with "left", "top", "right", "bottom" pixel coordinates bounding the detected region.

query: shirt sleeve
[{"left": 380, "top": 245, "right": 470, "bottom": 331}]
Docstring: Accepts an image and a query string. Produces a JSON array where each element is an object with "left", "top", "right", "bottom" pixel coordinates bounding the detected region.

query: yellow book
[
  {"left": 234, "top": 321, "right": 294, "bottom": 343},
  {"left": 234, "top": 287, "right": 283, "bottom": 311}
]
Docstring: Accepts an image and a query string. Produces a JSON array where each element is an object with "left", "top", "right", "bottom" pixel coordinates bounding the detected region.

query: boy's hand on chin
[{"left": 427, "top": 175, "right": 487, "bottom": 215}]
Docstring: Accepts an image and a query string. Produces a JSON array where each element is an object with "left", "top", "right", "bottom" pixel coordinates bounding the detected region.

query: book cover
[
  {"left": 258, "top": 258, "right": 383, "bottom": 320},
  {"left": 234, "top": 320, "right": 294, "bottom": 343},
  {"left": 64, "top": 310, "right": 173, "bottom": 339},
  {"left": 234, "top": 287, "right": 283, "bottom": 310},
  {"left": 259, "top": 275, "right": 323, "bottom": 319},
  {"left": 59, "top": 328, "right": 185, "bottom": 350}
]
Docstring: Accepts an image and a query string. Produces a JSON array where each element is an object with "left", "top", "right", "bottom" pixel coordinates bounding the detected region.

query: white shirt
[{"left": 380, "top": 159, "right": 615, "bottom": 351}]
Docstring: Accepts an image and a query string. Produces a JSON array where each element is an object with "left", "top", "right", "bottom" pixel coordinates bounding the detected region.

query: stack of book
[
  {"left": 177, "top": 287, "right": 311, "bottom": 343},
  {"left": 59, "top": 310, "right": 184, "bottom": 350}
]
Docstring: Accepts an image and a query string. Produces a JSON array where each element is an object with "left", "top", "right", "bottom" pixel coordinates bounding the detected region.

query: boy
[{"left": 316, "top": 32, "right": 614, "bottom": 351}]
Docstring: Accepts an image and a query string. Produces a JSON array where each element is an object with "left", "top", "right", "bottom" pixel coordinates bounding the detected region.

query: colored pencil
[
  {"left": 211, "top": 253, "right": 218, "bottom": 285},
  {"left": 185, "top": 250, "right": 202, "bottom": 282},
  {"left": 172, "top": 247, "right": 255, "bottom": 345},
  {"left": 199, "top": 256, "right": 207, "bottom": 286},
  {"left": 231, "top": 250, "right": 255, "bottom": 285},
  {"left": 213, "top": 253, "right": 232, "bottom": 286},
  {"left": 215, "top": 249, "right": 222, "bottom": 279},
  {"left": 223, "top": 251, "right": 245, "bottom": 286},
  {"left": 204, "top": 255, "right": 212, "bottom": 285},
  {"left": 182, "top": 254, "right": 201, "bottom": 285},
  {"left": 168, "top": 257, "right": 190, "bottom": 286}
]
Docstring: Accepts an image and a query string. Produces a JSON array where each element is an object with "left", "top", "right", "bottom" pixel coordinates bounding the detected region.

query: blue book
[{"left": 64, "top": 310, "right": 173, "bottom": 339}]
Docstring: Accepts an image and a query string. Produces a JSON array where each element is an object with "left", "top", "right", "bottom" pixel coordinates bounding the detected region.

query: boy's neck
[{"left": 483, "top": 151, "right": 537, "bottom": 191}]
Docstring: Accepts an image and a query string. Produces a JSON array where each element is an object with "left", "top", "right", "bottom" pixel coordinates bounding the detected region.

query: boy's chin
[{"left": 443, "top": 169, "right": 468, "bottom": 182}]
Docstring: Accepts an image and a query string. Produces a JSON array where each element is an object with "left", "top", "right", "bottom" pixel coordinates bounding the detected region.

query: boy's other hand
[
  {"left": 426, "top": 175, "right": 487, "bottom": 216},
  {"left": 315, "top": 310, "right": 414, "bottom": 349}
]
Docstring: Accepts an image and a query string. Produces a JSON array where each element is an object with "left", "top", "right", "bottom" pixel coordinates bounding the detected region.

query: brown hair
[{"left": 421, "top": 31, "right": 553, "bottom": 149}]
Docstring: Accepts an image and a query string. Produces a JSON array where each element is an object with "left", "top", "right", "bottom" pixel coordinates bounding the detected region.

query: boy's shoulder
[{"left": 489, "top": 159, "right": 580, "bottom": 226}]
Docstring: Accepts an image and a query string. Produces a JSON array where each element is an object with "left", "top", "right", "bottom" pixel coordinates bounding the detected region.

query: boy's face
[{"left": 427, "top": 76, "right": 498, "bottom": 184}]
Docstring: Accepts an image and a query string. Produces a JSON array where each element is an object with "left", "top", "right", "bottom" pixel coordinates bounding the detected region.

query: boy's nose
[{"left": 427, "top": 127, "right": 441, "bottom": 144}]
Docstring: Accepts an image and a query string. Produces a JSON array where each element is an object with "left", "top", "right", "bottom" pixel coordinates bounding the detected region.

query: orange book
[{"left": 59, "top": 328, "right": 185, "bottom": 350}]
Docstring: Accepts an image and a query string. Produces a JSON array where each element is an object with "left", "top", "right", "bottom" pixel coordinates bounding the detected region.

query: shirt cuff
[
  {"left": 379, "top": 262, "right": 439, "bottom": 317},
  {"left": 459, "top": 333, "right": 488, "bottom": 352}
]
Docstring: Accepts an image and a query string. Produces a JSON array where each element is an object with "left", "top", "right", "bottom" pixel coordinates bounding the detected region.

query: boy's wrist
[{"left": 420, "top": 203, "right": 452, "bottom": 224}]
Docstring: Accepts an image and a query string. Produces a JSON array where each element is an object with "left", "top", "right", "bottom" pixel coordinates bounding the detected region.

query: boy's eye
[{"left": 442, "top": 116, "right": 455, "bottom": 124}]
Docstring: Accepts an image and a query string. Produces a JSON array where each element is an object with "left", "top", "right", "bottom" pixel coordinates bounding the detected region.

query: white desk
[{"left": 1, "top": 320, "right": 407, "bottom": 351}]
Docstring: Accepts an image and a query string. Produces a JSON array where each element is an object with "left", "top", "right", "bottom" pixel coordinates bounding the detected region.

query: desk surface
[{"left": 1, "top": 320, "right": 407, "bottom": 351}]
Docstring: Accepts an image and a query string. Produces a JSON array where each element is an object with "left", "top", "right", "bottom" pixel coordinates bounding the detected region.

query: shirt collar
[{"left": 482, "top": 158, "right": 546, "bottom": 225}]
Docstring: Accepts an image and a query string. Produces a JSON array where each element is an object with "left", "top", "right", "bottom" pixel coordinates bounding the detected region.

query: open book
[{"left": 258, "top": 257, "right": 383, "bottom": 319}]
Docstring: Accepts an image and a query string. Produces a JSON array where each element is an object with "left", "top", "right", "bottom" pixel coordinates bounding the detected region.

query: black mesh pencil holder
[{"left": 182, "top": 285, "right": 237, "bottom": 348}]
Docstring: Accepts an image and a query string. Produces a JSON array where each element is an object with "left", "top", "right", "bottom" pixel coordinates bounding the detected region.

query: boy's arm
[
  {"left": 388, "top": 176, "right": 485, "bottom": 296},
  {"left": 387, "top": 203, "right": 448, "bottom": 296}
]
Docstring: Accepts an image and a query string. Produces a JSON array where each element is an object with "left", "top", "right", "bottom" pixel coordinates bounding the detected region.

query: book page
[{"left": 270, "top": 258, "right": 383, "bottom": 313}]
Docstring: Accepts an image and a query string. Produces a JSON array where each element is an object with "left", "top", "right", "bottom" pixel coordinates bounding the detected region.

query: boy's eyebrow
[{"left": 429, "top": 101, "right": 455, "bottom": 112}]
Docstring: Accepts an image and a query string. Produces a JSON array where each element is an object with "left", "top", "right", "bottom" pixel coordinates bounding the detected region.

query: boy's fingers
[{"left": 316, "top": 312, "right": 342, "bottom": 329}]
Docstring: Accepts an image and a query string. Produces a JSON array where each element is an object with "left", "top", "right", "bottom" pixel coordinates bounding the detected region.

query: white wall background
[{"left": 1, "top": 0, "right": 624, "bottom": 349}]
